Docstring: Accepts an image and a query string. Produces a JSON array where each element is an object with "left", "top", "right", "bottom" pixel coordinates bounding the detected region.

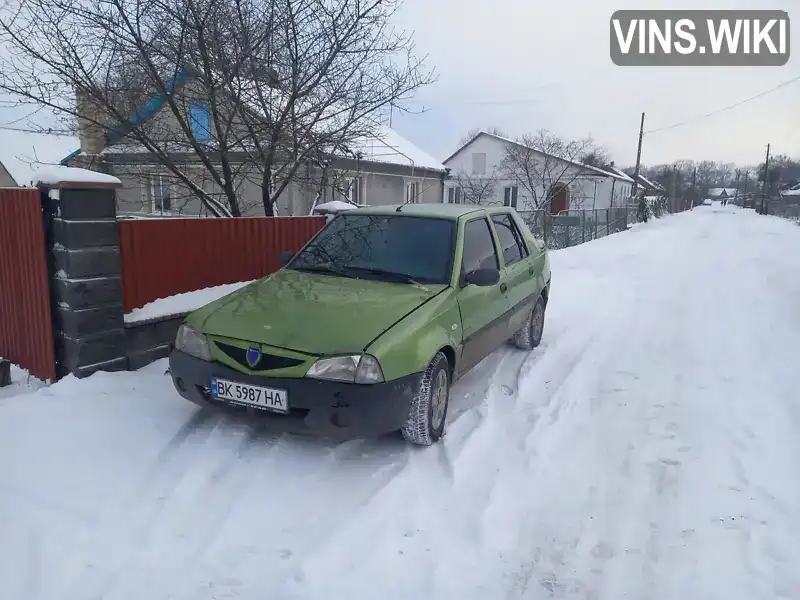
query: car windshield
[{"left": 289, "top": 213, "right": 455, "bottom": 285}]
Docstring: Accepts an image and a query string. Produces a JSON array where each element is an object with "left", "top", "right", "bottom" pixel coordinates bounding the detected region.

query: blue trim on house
[
  {"left": 60, "top": 66, "right": 191, "bottom": 163},
  {"left": 189, "top": 101, "right": 211, "bottom": 143},
  {"left": 60, "top": 149, "right": 80, "bottom": 166}
]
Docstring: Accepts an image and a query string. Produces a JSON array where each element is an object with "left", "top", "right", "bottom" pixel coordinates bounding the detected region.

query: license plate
[{"left": 210, "top": 377, "right": 288, "bottom": 413}]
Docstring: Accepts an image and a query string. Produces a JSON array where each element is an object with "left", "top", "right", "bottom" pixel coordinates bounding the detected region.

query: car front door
[
  {"left": 456, "top": 216, "right": 511, "bottom": 377},
  {"left": 490, "top": 212, "right": 538, "bottom": 338}
]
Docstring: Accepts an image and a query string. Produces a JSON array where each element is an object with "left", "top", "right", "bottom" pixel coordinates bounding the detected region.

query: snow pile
[
  {"left": 3, "top": 204, "right": 800, "bottom": 599},
  {"left": 0, "top": 363, "right": 47, "bottom": 400},
  {"left": 34, "top": 166, "right": 122, "bottom": 187},
  {"left": 124, "top": 280, "right": 255, "bottom": 323},
  {"left": 312, "top": 200, "right": 359, "bottom": 214}
]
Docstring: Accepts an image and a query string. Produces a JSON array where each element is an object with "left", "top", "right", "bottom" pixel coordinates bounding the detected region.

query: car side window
[
  {"left": 491, "top": 214, "right": 528, "bottom": 266},
  {"left": 462, "top": 218, "right": 499, "bottom": 275}
]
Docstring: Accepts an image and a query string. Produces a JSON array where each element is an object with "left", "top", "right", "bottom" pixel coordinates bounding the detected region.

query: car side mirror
[
  {"left": 464, "top": 267, "right": 500, "bottom": 287},
  {"left": 278, "top": 250, "right": 295, "bottom": 266}
]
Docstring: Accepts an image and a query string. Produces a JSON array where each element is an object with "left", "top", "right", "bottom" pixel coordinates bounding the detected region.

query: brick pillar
[{"left": 38, "top": 176, "right": 126, "bottom": 379}]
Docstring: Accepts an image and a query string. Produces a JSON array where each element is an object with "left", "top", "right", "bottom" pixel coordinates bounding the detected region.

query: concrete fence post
[{"left": 37, "top": 171, "right": 126, "bottom": 379}]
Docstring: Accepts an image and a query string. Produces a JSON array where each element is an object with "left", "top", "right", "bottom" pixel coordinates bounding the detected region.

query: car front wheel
[{"left": 401, "top": 352, "right": 450, "bottom": 446}]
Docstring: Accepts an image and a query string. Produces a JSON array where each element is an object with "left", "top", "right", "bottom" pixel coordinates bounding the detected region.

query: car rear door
[
  {"left": 490, "top": 211, "right": 538, "bottom": 338},
  {"left": 456, "top": 216, "right": 510, "bottom": 377}
]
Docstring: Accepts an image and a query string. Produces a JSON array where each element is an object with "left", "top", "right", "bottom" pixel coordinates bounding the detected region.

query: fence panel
[
  {"left": 118, "top": 216, "right": 327, "bottom": 311},
  {"left": 0, "top": 189, "right": 55, "bottom": 381},
  {"left": 519, "top": 208, "right": 631, "bottom": 251}
]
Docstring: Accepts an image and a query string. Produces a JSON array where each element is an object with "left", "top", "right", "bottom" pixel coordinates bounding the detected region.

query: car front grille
[{"left": 214, "top": 341, "right": 305, "bottom": 372}]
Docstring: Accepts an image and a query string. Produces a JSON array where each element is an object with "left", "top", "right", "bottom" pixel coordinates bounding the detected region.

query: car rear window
[{"left": 290, "top": 214, "right": 456, "bottom": 284}]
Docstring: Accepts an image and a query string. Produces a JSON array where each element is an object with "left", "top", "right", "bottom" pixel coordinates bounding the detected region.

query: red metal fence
[
  {"left": 0, "top": 189, "right": 56, "bottom": 381},
  {"left": 118, "top": 216, "right": 327, "bottom": 311}
]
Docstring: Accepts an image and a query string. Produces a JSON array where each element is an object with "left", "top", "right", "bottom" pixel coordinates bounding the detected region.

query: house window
[
  {"left": 146, "top": 174, "right": 171, "bottom": 213},
  {"left": 189, "top": 102, "right": 211, "bottom": 143},
  {"left": 503, "top": 185, "right": 518, "bottom": 209},
  {"left": 406, "top": 181, "right": 419, "bottom": 203},
  {"left": 447, "top": 186, "right": 462, "bottom": 204},
  {"left": 472, "top": 153, "right": 486, "bottom": 176},
  {"left": 345, "top": 177, "right": 361, "bottom": 204}
]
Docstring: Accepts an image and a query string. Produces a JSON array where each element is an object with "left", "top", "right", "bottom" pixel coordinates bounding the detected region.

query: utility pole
[
  {"left": 630, "top": 112, "right": 645, "bottom": 207},
  {"left": 743, "top": 171, "right": 749, "bottom": 207},
  {"left": 689, "top": 166, "right": 697, "bottom": 210},
  {"left": 761, "top": 143, "right": 771, "bottom": 214},
  {"left": 733, "top": 170, "right": 741, "bottom": 206},
  {"left": 669, "top": 166, "right": 678, "bottom": 213}
]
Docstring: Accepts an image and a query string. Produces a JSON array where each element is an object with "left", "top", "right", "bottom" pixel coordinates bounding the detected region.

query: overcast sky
[
  {"left": 390, "top": 0, "right": 799, "bottom": 169},
  {"left": 0, "top": 0, "right": 795, "bottom": 184}
]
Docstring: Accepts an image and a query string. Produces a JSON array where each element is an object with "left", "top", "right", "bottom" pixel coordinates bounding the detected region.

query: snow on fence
[
  {"left": 768, "top": 198, "right": 800, "bottom": 222},
  {"left": 518, "top": 208, "right": 629, "bottom": 250},
  {"left": 0, "top": 188, "right": 56, "bottom": 382},
  {"left": 118, "top": 216, "right": 326, "bottom": 311}
]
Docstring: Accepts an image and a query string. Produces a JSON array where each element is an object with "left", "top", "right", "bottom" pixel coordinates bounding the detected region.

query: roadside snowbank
[{"left": 124, "top": 280, "right": 255, "bottom": 323}]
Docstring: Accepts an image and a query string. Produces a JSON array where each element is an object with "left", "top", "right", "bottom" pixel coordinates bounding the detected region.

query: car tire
[
  {"left": 513, "top": 296, "right": 546, "bottom": 351},
  {"left": 401, "top": 352, "right": 450, "bottom": 446}
]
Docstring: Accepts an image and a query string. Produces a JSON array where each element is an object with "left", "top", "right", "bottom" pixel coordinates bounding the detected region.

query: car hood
[{"left": 193, "top": 269, "right": 446, "bottom": 355}]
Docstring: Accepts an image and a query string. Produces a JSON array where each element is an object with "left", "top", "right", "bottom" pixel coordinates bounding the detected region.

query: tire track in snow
[
  {"left": 160, "top": 434, "right": 415, "bottom": 599},
  {"left": 102, "top": 426, "right": 287, "bottom": 600},
  {"left": 60, "top": 416, "right": 267, "bottom": 600}
]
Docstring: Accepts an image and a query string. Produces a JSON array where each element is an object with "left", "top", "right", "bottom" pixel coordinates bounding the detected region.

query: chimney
[{"left": 75, "top": 88, "right": 107, "bottom": 155}]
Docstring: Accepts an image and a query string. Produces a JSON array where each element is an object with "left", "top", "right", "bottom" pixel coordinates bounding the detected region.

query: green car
[{"left": 168, "top": 204, "right": 551, "bottom": 445}]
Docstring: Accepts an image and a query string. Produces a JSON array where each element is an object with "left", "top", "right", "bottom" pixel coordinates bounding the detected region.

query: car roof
[{"left": 344, "top": 203, "right": 511, "bottom": 220}]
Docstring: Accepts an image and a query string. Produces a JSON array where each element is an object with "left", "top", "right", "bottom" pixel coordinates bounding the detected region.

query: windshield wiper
[
  {"left": 344, "top": 266, "right": 425, "bottom": 286},
  {"left": 291, "top": 264, "right": 354, "bottom": 278}
]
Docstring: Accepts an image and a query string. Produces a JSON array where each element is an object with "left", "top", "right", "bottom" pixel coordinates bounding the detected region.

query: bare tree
[
  {"left": 455, "top": 170, "right": 498, "bottom": 205},
  {"left": 457, "top": 126, "right": 506, "bottom": 147},
  {"left": 0, "top": 0, "right": 433, "bottom": 217},
  {"left": 580, "top": 147, "right": 612, "bottom": 169},
  {"left": 499, "top": 129, "right": 596, "bottom": 210}
]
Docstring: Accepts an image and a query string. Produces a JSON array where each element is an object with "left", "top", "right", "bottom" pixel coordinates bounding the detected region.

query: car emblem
[{"left": 246, "top": 346, "right": 261, "bottom": 368}]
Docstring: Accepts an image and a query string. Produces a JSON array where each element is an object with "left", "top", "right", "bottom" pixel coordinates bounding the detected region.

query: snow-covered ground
[{"left": 3, "top": 205, "right": 800, "bottom": 600}]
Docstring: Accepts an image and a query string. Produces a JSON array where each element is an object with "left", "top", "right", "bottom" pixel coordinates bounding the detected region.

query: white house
[{"left": 442, "top": 131, "right": 634, "bottom": 214}]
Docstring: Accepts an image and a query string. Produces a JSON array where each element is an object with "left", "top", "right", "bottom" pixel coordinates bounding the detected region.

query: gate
[{"left": 0, "top": 189, "right": 55, "bottom": 381}]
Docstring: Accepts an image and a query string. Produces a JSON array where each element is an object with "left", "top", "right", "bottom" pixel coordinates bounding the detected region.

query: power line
[
  {"left": 0, "top": 123, "right": 75, "bottom": 136},
  {"left": 644, "top": 76, "right": 800, "bottom": 135}
]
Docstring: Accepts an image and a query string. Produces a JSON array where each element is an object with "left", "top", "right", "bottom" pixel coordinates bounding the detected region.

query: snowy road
[{"left": 3, "top": 205, "right": 800, "bottom": 599}]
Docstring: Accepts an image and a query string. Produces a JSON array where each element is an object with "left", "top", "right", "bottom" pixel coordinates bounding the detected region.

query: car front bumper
[{"left": 168, "top": 350, "right": 421, "bottom": 439}]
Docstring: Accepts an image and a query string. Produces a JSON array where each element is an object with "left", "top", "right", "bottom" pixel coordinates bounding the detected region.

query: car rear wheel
[
  {"left": 401, "top": 352, "right": 450, "bottom": 446},
  {"left": 513, "top": 296, "right": 545, "bottom": 351}
]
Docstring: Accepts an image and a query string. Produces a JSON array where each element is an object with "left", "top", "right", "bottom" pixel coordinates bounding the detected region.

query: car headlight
[
  {"left": 305, "top": 354, "right": 384, "bottom": 384},
  {"left": 175, "top": 324, "right": 211, "bottom": 361}
]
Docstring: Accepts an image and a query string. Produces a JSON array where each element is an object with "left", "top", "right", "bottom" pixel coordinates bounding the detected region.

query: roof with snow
[
  {"left": 708, "top": 187, "right": 739, "bottom": 197},
  {"left": 444, "top": 131, "right": 625, "bottom": 180},
  {"left": 1, "top": 131, "right": 80, "bottom": 187},
  {"left": 346, "top": 125, "right": 445, "bottom": 171},
  {"left": 602, "top": 165, "right": 635, "bottom": 183},
  {"left": 637, "top": 174, "right": 665, "bottom": 191}
]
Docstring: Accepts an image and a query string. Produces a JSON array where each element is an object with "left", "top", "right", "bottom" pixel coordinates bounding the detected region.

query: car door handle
[{"left": 499, "top": 283, "right": 508, "bottom": 293}]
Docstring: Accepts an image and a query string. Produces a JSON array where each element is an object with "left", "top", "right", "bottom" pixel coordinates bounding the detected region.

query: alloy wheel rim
[
  {"left": 430, "top": 369, "right": 448, "bottom": 430},
  {"left": 532, "top": 304, "right": 544, "bottom": 339}
]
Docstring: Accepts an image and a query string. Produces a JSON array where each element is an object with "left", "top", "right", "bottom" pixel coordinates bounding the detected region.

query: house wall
[
  {"left": 443, "top": 134, "right": 593, "bottom": 211},
  {"left": 101, "top": 160, "right": 442, "bottom": 217},
  {"left": 443, "top": 134, "right": 635, "bottom": 212}
]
